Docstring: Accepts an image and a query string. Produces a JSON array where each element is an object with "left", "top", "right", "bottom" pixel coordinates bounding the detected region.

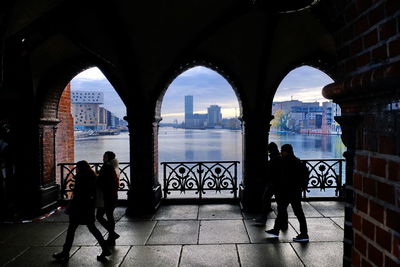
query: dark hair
[
  {"left": 267, "top": 142, "right": 279, "bottom": 154},
  {"left": 76, "top": 160, "right": 95, "bottom": 176},
  {"left": 104, "top": 151, "right": 116, "bottom": 160},
  {"left": 281, "top": 144, "right": 294, "bottom": 155}
]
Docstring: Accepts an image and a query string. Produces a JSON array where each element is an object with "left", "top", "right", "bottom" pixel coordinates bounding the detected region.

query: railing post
[
  {"left": 60, "top": 164, "right": 64, "bottom": 200},
  {"left": 234, "top": 162, "right": 238, "bottom": 199},
  {"left": 198, "top": 163, "right": 202, "bottom": 200},
  {"left": 163, "top": 163, "right": 167, "bottom": 199}
]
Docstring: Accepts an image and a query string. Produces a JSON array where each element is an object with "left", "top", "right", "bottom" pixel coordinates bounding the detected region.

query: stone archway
[{"left": 156, "top": 65, "right": 244, "bottom": 199}]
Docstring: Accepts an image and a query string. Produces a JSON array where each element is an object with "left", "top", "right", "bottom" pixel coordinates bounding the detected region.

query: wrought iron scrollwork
[
  {"left": 162, "top": 161, "right": 239, "bottom": 199},
  {"left": 302, "top": 159, "right": 344, "bottom": 197},
  {"left": 58, "top": 162, "right": 131, "bottom": 200}
]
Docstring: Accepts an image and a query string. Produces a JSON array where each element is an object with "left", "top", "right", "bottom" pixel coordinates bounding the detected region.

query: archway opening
[
  {"left": 271, "top": 65, "right": 346, "bottom": 197},
  {"left": 158, "top": 66, "right": 242, "bottom": 199},
  {"left": 56, "top": 67, "right": 129, "bottom": 199}
]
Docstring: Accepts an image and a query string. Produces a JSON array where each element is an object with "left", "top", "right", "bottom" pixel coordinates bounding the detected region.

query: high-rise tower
[{"left": 184, "top": 95, "right": 193, "bottom": 127}]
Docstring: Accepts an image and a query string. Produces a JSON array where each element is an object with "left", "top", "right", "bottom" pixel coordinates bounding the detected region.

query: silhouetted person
[
  {"left": 265, "top": 144, "right": 309, "bottom": 242},
  {"left": 53, "top": 161, "right": 111, "bottom": 262},
  {"left": 96, "top": 151, "right": 120, "bottom": 246},
  {"left": 0, "top": 124, "right": 16, "bottom": 220},
  {"left": 254, "top": 142, "right": 282, "bottom": 225}
]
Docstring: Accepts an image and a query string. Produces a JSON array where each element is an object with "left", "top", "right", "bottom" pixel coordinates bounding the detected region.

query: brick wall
[
  {"left": 55, "top": 83, "right": 74, "bottom": 184},
  {"left": 321, "top": 0, "right": 400, "bottom": 265}
]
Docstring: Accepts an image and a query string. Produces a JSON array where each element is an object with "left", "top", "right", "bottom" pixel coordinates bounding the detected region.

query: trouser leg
[
  {"left": 105, "top": 207, "right": 115, "bottom": 235},
  {"left": 63, "top": 222, "right": 79, "bottom": 253},
  {"left": 273, "top": 198, "right": 289, "bottom": 231},
  {"left": 96, "top": 206, "right": 116, "bottom": 236},
  {"left": 96, "top": 208, "right": 109, "bottom": 231},
  {"left": 290, "top": 197, "right": 308, "bottom": 234},
  {"left": 259, "top": 186, "right": 273, "bottom": 221},
  {"left": 87, "top": 223, "right": 108, "bottom": 250}
]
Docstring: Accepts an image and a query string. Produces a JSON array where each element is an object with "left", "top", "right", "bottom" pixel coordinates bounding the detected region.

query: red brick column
[
  {"left": 321, "top": 0, "right": 400, "bottom": 265},
  {"left": 55, "top": 83, "right": 74, "bottom": 184}
]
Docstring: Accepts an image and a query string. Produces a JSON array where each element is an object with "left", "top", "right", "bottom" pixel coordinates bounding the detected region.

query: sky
[{"left": 71, "top": 66, "right": 334, "bottom": 123}]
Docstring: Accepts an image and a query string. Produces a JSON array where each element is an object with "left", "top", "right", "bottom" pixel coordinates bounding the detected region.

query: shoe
[
  {"left": 106, "top": 232, "right": 120, "bottom": 246},
  {"left": 111, "top": 232, "right": 120, "bottom": 240},
  {"left": 265, "top": 229, "right": 279, "bottom": 238},
  {"left": 52, "top": 252, "right": 69, "bottom": 261},
  {"left": 97, "top": 249, "right": 112, "bottom": 261},
  {"left": 97, "top": 255, "right": 108, "bottom": 262},
  {"left": 293, "top": 233, "right": 309, "bottom": 242}
]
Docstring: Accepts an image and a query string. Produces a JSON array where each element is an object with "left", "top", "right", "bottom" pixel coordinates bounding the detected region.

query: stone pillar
[
  {"left": 239, "top": 115, "right": 272, "bottom": 212},
  {"left": 38, "top": 118, "right": 61, "bottom": 213},
  {"left": 125, "top": 114, "right": 162, "bottom": 214},
  {"left": 335, "top": 114, "right": 361, "bottom": 267}
]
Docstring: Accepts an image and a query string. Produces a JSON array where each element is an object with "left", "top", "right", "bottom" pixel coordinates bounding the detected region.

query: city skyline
[{"left": 71, "top": 66, "right": 334, "bottom": 122}]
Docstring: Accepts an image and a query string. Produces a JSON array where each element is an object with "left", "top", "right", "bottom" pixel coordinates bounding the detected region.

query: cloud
[
  {"left": 274, "top": 66, "right": 334, "bottom": 103},
  {"left": 179, "top": 66, "right": 216, "bottom": 77},
  {"left": 71, "top": 71, "right": 127, "bottom": 118},
  {"left": 69, "top": 66, "right": 334, "bottom": 123},
  {"left": 74, "top": 67, "right": 106, "bottom": 80}
]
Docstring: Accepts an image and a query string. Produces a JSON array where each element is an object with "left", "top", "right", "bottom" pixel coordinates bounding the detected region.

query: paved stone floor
[{"left": 0, "top": 201, "right": 344, "bottom": 267}]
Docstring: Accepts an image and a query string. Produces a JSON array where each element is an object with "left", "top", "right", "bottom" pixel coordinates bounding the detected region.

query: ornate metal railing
[
  {"left": 161, "top": 161, "right": 240, "bottom": 199},
  {"left": 58, "top": 159, "right": 344, "bottom": 201},
  {"left": 302, "top": 159, "right": 345, "bottom": 198},
  {"left": 58, "top": 162, "right": 131, "bottom": 200}
]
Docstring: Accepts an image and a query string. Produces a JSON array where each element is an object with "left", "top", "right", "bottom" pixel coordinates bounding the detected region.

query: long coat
[
  {"left": 97, "top": 160, "right": 119, "bottom": 209},
  {"left": 69, "top": 172, "right": 97, "bottom": 224}
]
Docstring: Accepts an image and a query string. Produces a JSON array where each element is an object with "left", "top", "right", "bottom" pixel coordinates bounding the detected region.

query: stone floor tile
[
  {"left": 119, "top": 213, "right": 154, "bottom": 221},
  {"left": 292, "top": 241, "right": 344, "bottom": 267},
  {"left": 49, "top": 222, "right": 107, "bottom": 246},
  {"left": 113, "top": 207, "right": 127, "bottom": 221},
  {"left": 237, "top": 243, "right": 303, "bottom": 267},
  {"left": 42, "top": 210, "right": 70, "bottom": 223},
  {"left": 147, "top": 220, "right": 199, "bottom": 245},
  {"left": 289, "top": 217, "right": 344, "bottom": 241},
  {"left": 331, "top": 217, "right": 345, "bottom": 229},
  {"left": 68, "top": 245, "right": 130, "bottom": 267},
  {"left": 0, "top": 224, "right": 20, "bottom": 244},
  {"left": 120, "top": 245, "right": 181, "bottom": 267},
  {"left": 309, "top": 201, "right": 345, "bottom": 217},
  {"left": 198, "top": 204, "right": 243, "bottom": 219},
  {"left": 244, "top": 219, "right": 298, "bottom": 243},
  {"left": 113, "top": 221, "right": 156, "bottom": 245},
  {"left": 0, "top": 245, "right": 29, "bottom": 266},
  {"left": 154, "top": 205, "right": 198, "bottom": 220},
  {"left": 271, "top": 202, "right": 323, "bottom": 218},
  {"left": 242, "top": 210, "right": 277, "bottom": 220},
  {"left": 4, "top": 223, "right": 68, "bottom": 246},
  {"left": 199, "top": 220, "right": 249, "bottom": 244},
  {"left": 5, "top": 246, "right": 78, "bottom": 267},
  {"left": 180, "top": 244, "right": 239, "bottom": 267}
]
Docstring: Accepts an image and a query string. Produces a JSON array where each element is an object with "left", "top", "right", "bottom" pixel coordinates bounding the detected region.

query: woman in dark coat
[
  {"left": 96, "top": 151, "right": 120, "bottom": 245},
  {"left": 53, "top": 161, "right": 111, "bottom": 262}
]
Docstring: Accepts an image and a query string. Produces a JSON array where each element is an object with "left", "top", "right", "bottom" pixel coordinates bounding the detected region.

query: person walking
[
  {"left": 53, "top": 161, "right": 111, "bottom": 262},
  {"left": 265, "top": 144, "right": 309, "bottom": 242},
  {"left": 254, "top": 142, "right": 282, "bottom": 226},
  {"left": 96, "top": 151, "right": 120, "bottom": 246}
]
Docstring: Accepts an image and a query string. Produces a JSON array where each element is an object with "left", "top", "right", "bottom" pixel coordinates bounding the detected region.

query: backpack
[{"left": 299, "top": 160, "right": 310, "bottom": 191}]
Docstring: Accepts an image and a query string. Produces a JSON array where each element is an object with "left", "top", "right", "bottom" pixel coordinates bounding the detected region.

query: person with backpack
[{"left": 265, "top": 144, "right": 309, "bottom": 242}]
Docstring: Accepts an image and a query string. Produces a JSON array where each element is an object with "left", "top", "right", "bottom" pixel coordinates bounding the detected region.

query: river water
[
  {"left": 75, "top": 127, "right": 346, "bottom": 198},
  {"left": 75, "top": 127, "right": 346, "bottom": 163}
]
